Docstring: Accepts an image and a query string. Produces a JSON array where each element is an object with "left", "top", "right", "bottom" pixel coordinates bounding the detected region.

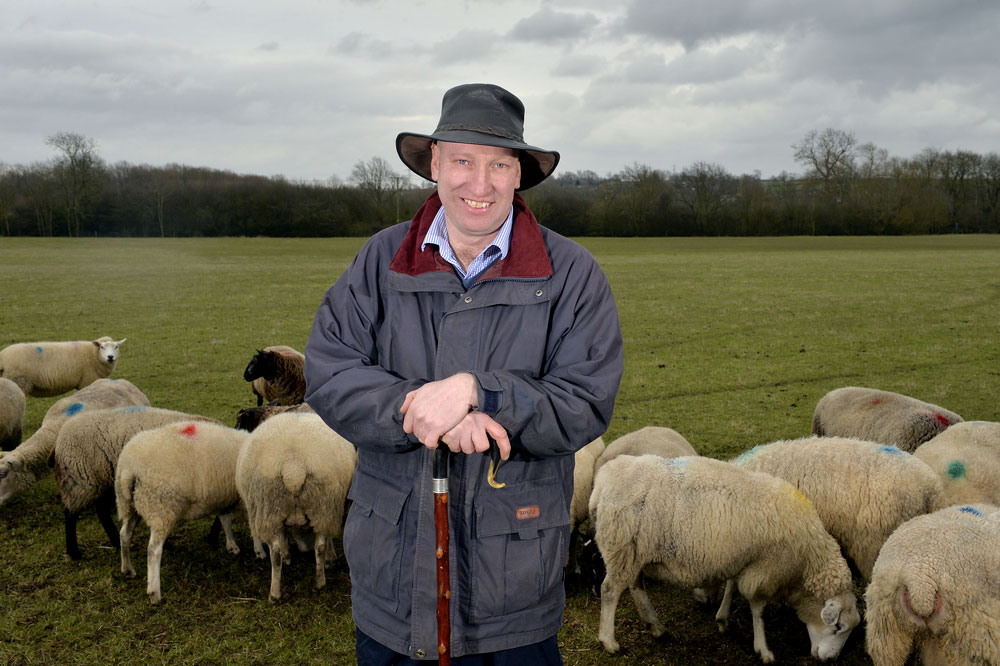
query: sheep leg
[
  {"left": 716, "top": 579, "right": 735, "bottom": 632},
  {"left": 64, "top": 508, "right": 83, "bottom": 560},
  {"left": 598, "top": 570, "right": 631, "bottom": 653},
  {"left": 218, "top": 513, "right": 240, "bottom": 555},
  {"left": 748, "top": 598, "right": 775, "bottom": 663},
  {"left": 314, "top": 534, "right": 327, "bottom": 590},
  {"left": 629, "top": 578, "right": 664, "bottom": 637},
  {"left": 119, "top": 512, "right": 140, "bottom": 577},
  {"left": 96, "top": 491, "right": 120, "bottom": 551},
  {"left": 268, "top": 532, "right": 288, "bottom": 603},
  {"left": 146, "top": 526, "right": 171, "bottom": 605},
  {"left": 252, "top": 536, "right": 267, "bottom": 559}
]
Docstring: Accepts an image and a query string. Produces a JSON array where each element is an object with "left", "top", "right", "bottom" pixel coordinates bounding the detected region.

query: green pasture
[{"left": 1, "top": 235, "right": 998, "bottom": 665}]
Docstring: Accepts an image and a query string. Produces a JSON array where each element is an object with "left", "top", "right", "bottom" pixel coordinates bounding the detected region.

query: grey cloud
[
  {"left": 551, "top": 53, "right": 605, "bottom": 78},
  {"left": 256, "top": 41, "right": 279, "bottom": 52},
  {"left": 507, "top": 7, "right": 600, "bottom": 43},
  {"left": 427, "top": 30, "right": 500, "bottom": 66},
  {"left": 330, "top": 31, "right": 396, "bottom": 59}
]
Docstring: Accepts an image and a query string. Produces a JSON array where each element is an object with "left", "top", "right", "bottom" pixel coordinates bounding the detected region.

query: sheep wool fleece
[{"left": 305, "top": 191, "right": 624, "bottom": 660}]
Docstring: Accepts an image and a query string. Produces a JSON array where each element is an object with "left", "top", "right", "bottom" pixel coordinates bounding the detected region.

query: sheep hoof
[
  {"left": 716, "top": 619, "right": 728, "bottom": 634},
  {"left": 227, "top": 544, "right": 240, "bottom": 556},
  {"left": 758, "top": 649, "right": 775, "bottom": 663},
  {"left": 599, "top": 638, "right": 620, "bottom": 654},
  {"left": 148, "top": 593, "right": 162, "bottom": 605},
  {"left": 649, "top": 623, "right": 665, "bottom": 638},
  {"left": 268, "top": 594, "right": 280, "bottom": 605}
]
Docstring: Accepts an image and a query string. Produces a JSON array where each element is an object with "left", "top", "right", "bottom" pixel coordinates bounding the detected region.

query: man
[{"left": 304, "top": 83, "right": 623, "bottom": 664}]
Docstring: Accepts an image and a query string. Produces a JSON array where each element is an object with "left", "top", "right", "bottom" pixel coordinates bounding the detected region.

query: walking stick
[{"left": 433, "top": 446, "right": 451, "bottom": 665}]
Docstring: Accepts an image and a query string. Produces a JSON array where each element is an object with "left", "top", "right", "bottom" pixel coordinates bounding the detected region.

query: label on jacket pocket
[{"left": 516, "top": 505, "right": 540, "bottom": 520}]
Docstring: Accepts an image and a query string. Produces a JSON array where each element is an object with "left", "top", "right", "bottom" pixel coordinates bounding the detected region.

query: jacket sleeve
[
  {"left": 474, "top": 243, "right": 623, "bottom": 458},
  {"left": 304, "top": 234, "right": 422, "bottom": 452}
]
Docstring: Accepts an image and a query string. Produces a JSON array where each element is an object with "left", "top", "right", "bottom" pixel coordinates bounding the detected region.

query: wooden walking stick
[{"left": 433, "top": 446, "right": 451, "bottom": 665}]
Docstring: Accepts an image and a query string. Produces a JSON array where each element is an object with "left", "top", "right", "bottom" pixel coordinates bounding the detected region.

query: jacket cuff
[{"left": 473, "top": 371, "right": 503, "bottom": 414}]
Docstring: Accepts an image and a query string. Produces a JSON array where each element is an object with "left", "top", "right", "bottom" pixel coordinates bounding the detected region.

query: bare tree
[
  {"left": 673, "top": 161, "right": 737, "bottom": 234},
  {"left": 45, "top": 132, "right": 105, "bottom": 236},
  {"left": 792, "top": 128, "right": 857, "bottom": 190},
  {"left": 350, "top": 156, "right": 407, "bottom": 224}
]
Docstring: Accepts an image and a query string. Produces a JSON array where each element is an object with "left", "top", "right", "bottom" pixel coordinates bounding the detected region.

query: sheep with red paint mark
[
  {"left": 734, "top": 436, "right": 946, "bottom": 581},
  {"left": 0, "top": 377, "right": 25, "bottom": 451},
  {"left": 864, "top": 503, "right": 1000, "bottom": 666},
  {"left": 0, "top": 336, "right": 126, "bottom": 398},
  {"left": 115, "top": 420, "right": 248, "bottom": 604},
  {"left": 243, "top": 345, "right": 305, "bottom": 407},
  {"left": 811, "top": 386, "right": 963, "bottom": 452},
  {"left": 913, "top": 420, "right": 1000, "bottom": 508},
  {"left": 0, "top": 378, "right": 150, "bottom": 508},
  {"left": 235, "top": 412, "right": 356, "bottom": 602}
]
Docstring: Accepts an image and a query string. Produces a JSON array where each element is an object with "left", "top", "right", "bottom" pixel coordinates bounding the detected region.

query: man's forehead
[{"left": 435, "top": 141, "right": 519, "bottom": 158}]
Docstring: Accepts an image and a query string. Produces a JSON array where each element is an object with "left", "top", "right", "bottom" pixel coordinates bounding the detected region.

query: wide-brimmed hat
[{"left": 396, "top": 83, "right": 560, "bottom": 191}]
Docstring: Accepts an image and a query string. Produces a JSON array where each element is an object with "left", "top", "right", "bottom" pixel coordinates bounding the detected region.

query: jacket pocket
[
  {"left": 469, "top": 479, "right": 570, "bottom": 621},
  {"left": 343, "top": 467, "right": 411, "bottom": 611}
]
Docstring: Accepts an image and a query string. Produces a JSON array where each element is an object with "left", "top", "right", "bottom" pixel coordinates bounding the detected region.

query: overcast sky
[{"left": 2, "top": 0, "right": 997, "bottom": 184}]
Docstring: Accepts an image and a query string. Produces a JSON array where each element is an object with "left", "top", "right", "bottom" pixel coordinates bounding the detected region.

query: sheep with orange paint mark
[
  {"left": 115, "top": 420, "right": 248, "bottom": 604},
  {"left": 864, "top": 503, "right": 1000, "bottom": 666},
  {"left": 0, "top": 336, "right": 126, "bottom": 397},
  {"left": 811, "top": 386, "right": 963, "bottom": 452},
  {"left": 913, "top": 420, "right": 1000, "bottom": 507}
]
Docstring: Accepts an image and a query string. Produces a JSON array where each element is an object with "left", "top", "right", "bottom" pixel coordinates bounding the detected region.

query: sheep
[
  {"left": 243, "top": 346, "right": 305, "bottom": 406},
  {"left": 235, "top": 412, "right": 357, "bottom": 602},
  {"left": 734, "top": 436, "right": 945, "bottom": 581},
  {"left": 0, "top": 378, "right": 150, "bottom": 507},
  {"left": 593, "top": 425, "right": 696, "bottom": 477},
  {"left": 590, "top": 454, "right": 859, "bottom": 663},
  {"left": 0, "top": 336, "right": 126, "bottom": 398},
  {"left": 913, "top": 420, "right": 1000, "bottom": 507},
  {"left": 234, "top": 401, "right": 314, "bottom": 432},
  {"left": 811, "top": 386, "right": 963, "bottom": 452},
  {"left": 116, "top": 420, "right": 248, "bottom": 604},
  {"left": 0, "top": 377, "right": 26, "bottom": 451},
  {"left": 53, "top": 406, "right": 221, "bottom": 560},
  {"left": 566, "top": 436, "right": 605, "bottom": 575},
  {"left": 864, "top": 503, "right": 1000, "bottom": 666}
]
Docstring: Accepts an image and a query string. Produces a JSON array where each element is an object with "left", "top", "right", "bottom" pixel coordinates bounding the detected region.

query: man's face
[{"left": 430, "top": 141, "right": 521, "bottom": 242}]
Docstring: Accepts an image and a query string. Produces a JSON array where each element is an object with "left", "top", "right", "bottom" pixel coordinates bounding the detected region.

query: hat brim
[{"left": 396, "top": 130, "right": 559, "bottom": 191}]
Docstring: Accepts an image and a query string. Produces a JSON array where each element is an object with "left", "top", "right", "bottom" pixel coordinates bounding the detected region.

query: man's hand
[
  {"left": 400, "top": 372, "right": 478, "bottom": 447},
  {"left": 441, "top": 411, "right": 510, "bottom": 460}
]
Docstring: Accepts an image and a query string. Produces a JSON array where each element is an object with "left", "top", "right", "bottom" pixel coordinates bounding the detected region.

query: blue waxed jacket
[{"left": 304, "top": 192, "right": 623, "bottom": 659}]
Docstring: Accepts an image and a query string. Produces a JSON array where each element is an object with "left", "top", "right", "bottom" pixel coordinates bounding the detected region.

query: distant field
[{"left": 2, "top": 235, "right": 998, "bottom": 665}]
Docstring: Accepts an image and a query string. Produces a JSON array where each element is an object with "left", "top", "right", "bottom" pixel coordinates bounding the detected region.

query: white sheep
[
  {"left": 864, "top": 503, "right": 1000, "bottom": 666},
  {"left": 116, "top": 420, "right": 248, "bottom": 604},
  {"left": 235, "top": 412, "right": 356, "bottom": 602},
  {"left": 53, "top": 405, "right": 220, "bottom": 560},
  {"left": 0, "top": 378, "right": 150, "bottom": 507},
  {"left": 242, "top": 346, "right": 305, "bottom": 406},
  {"left": 811, "top": 386, "right": 963, "bottom": 452},
  {"left": 914, "top": 420, "right": 1000, "bottom": 507},
  {"left": 0, "top": 377, "right": 26, "bottom": 451},
  {"left": 590, "top": 454, "right": 859, "bottom": 663},
  {"left": 734, "top": 436, "right": 945, "bottom": 581},
  {"left": 593, "top": 425, "right": 696, "bottom": 477},
  {"left": 0, "top": 336, "right": 126, "bottom": 398}
]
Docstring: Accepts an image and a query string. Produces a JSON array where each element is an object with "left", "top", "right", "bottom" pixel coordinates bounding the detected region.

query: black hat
[{"left": 396, "top": 83, "right": 560, "bottom": 190}]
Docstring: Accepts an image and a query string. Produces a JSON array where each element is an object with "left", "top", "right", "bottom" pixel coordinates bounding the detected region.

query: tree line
[{"left": 1, "top": 129, "right": 998, "bottom": 237}]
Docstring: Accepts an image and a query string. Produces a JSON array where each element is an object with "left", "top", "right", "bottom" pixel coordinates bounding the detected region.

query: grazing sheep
[
  {"left": 234, "top": 401, "right": 314, "bottom": 432},
  {"left": 864, "top": 503, "right": 1000, "bottom": 666},
  {"left": 593, "top": 425, "right": 696, "bottom": 477},
  {"left": 590, "top": 454, "right": 859, "bottom": 663},
  {"left": 116, "top": 420, "right": 248, "bottom": 604},
  {"left": 734, "top": 436, "right": 945, "bottom": 580},
  {"left": 811, "top": 386, "right": 963, "bottom": 452},
  {"left": 0, "top": 379, "right": 150, "bottom": 507},
  {"left": 243, "top": 346, "right": 305, "bottom": 406},
  {"left": 0, "top": 336, "right": 126, "bottom": 397},
  {"left": 0, "top": 377, "right": 26, "bottom": 451},
  {"left": 913, "top": 420, "right": 1000, "bottom": 507},
  {"left": 53, "top": 406, "right": 221, "bottom": 560},
  {"left": 235, "top": 412, "right": 357, "bottom": 602}
]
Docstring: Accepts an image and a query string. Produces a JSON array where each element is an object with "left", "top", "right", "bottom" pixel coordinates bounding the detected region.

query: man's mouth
[{"left": 464, "top": 199, "right": 492, "bottom": 209}]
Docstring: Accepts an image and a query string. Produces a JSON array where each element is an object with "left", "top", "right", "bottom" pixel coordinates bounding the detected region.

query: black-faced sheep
[
  {"left": 913, "top": 420, "right": 1000, "bottom": 507},
  {"left": 864, "top": 503, "right": 1000, "bottom": 666},
  {"left": 0, "top": 336, "right": 126, "bottom": 397},
  {"left": 243, "top": 345, "right": 305, "bottom": 407},
  {"left": 0, "top": 377, "right": 25, "bottom": 451},
  {"left": 811, "top": 386, "right": 963, "bottom": 452}
]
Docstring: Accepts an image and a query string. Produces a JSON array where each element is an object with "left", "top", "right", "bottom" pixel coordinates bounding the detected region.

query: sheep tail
[
  {"left": 115, "top": 467, "right": 138, "bottom": 521},
  {"left": 899, "top": 573, "right": 944, "bottom": 628},
  {"left": 281, "top": 459, "right": 307, "bottom": 496}
]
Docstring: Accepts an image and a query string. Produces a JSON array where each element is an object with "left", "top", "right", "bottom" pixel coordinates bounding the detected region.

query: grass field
[{"left": 1, "top": 235, "right": 998, "bottom": 665}]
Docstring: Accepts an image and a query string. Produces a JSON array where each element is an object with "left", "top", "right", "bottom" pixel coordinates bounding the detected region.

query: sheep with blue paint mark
[
  {"left": 116, "top": 420, "right": 249, "bottom": 604},
  {"left": 235, "top": 412, "right": 356, "bottom": 602},
  {"left": 593, "top": 425, "right": 696, "bottom": 477},
  {"left": 913, "top": 420, "right": 1000, "bottom": 508},
  {"left": 734, "top": 436, "right": 945, "bottom": 580},
  {"left": 0, "top": 377, "right": 26, "bottom": 451},
  {"left": 811, "top": 386, "right": 963, "bottom": 452},
  {"left": 864, "top": 503, "right": 1000, "bottom": 666},
  {"left": 590, "top": 454, "right": 859, "bottom": 663},
  {"left": 0, "top": 378, "right": 150, "bottom": 507},
  {"left": 53, "top": 405, "right": 221, "bottom": 560},
  {"left": 0, "top": 336, "right": 126, "bottom": 398}
]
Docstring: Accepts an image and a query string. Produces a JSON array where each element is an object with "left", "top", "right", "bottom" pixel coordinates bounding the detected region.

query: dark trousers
[{"left": 356, "top": 628, "right": 564, "bottom": 666}]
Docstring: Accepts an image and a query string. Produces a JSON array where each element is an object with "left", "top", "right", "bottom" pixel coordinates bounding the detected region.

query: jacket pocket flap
[
  {"left": 475, "top": 480, "right": 569, "bottom": 539},
  {"left": 348, "top": 467, "right": 411, "bottom": 525}
]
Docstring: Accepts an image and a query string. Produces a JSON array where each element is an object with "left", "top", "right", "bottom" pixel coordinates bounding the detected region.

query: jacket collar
[{"left": 388, "top": 191, "right": 553, "bottom": 280}]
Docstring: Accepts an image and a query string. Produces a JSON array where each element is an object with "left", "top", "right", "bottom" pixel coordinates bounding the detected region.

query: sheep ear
[
  {"left": 92, "top": 340, "right": 101, "bottom": 347},
  {"left": 821, "top": 598, "right": 843, "bottom": 626},
  {"left": 117, "top": 338, "right": 127, "bottom": 345}
]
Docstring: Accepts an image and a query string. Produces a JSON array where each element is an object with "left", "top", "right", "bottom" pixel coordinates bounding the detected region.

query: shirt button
[
  {"left": 415, "top": 650, "right": 426, "bottom": 658},
  {"left": 464, "top": 296, "right": 473, "bottom": 303},
  {"left": 535, "top": 289, "right": 544, "bottom": 297}
]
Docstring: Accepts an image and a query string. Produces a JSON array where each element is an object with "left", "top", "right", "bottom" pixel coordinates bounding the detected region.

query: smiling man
[{"left": 304, "top": 83, "right": 624, "bottom": 665}]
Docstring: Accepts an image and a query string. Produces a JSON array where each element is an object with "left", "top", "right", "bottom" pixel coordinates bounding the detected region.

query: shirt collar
[{"left": 421, "top": 204, "right": 514, "bottom": 265}]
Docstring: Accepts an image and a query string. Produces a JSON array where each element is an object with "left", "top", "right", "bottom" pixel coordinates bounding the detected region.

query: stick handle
[{"left": 433, "top": 447, "right": 451, "bottom": 665}]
